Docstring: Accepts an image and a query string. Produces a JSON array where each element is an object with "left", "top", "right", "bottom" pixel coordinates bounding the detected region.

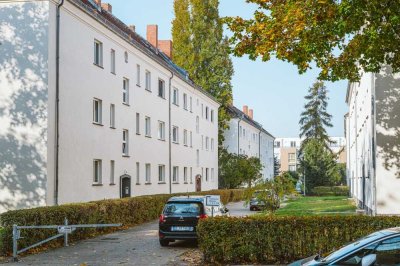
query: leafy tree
[
  {"left": 172, "top": 0, "right": 234, "bottom": 144},
  {"left": 240, "top": 156, "right": 263, "bottom": 187},
  {"left": 299, "top": 81, "right": 333, "bottom": 150},
  {"left": 225, "top": 0, "right": 400, "bottom": 82},
  {"left": 273, "top": 155, "right": 280, "bottom": 177}
]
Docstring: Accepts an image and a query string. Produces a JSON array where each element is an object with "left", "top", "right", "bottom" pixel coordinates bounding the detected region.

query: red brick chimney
[
  {"left": 101, "top": 3, "right": 112, "bottom": 13},
  {"left": 159, "top": 40, "right": 173, "bottom": 59},
  {"left": 249, "top": 109, "right": 254, "bottom": 119},
  {"left": 243, "top": 105, "right": 249, "bottom": 116},
  {"left": 146, "top": 25, "right": 158, "bottom": 49}
]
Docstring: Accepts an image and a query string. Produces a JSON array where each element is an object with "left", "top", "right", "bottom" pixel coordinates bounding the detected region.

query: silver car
[{"left": 289, "top": 227, "right": 400, "bottom": 265}]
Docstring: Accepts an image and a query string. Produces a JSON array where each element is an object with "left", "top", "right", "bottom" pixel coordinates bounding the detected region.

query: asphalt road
[{"left": 5, "top": 201, "right": 254, "bottom": 266}]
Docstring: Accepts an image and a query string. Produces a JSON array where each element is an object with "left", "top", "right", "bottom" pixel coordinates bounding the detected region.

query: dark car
[
  {"left": 158, "top": 197, "right": 207, "bottom": 246},
  {"left": 249, "top": 190, "right": 280, "bottom": 211},
  {"left": 289, "top": 227, "right": 400, "bottom": 266}
]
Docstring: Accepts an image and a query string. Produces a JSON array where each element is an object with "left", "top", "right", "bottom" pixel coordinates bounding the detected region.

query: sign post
[{"left": 205, "top": 195, "right": 221, "bottom": 217}]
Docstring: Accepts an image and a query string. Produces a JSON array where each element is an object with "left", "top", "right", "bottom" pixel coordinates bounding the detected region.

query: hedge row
[
  {"left": 197, "top": 215, "right": 400, "bottom": 264},
  {"left": 311, "top": 186, "right": 350, "bottom": 196},
  {"left": 0, "top": 189, "right": 244, "bottom": 255}
]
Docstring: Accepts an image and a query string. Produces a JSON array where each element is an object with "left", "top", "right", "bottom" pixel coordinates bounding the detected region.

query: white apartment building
[
  {"left": 0, "top": 0, "right": 219, "bottom": 212},
  {"left": 346, "top": 66, "right": 400, "bottom": 215},
  {"left": 223, "top": 105, "right": 275, "bottom": 180},
  {"left": 274, "top": 137, "right": 346, "bottom": 173}
]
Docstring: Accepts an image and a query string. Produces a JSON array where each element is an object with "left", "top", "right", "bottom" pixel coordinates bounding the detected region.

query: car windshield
[
  {"left": 163, "top": 202, "right": 202, "bottom": 216},
  {"left": 321, "top": 232, "right": 384, "bottom": 262}
]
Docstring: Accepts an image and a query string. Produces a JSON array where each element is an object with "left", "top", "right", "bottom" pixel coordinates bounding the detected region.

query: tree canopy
[{"left": 225, "top": 0, "right": 400, "bottom": 82}]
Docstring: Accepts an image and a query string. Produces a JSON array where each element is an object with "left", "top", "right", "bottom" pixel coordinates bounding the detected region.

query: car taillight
[
  {"left": 199, "top": 214, "right": 208, "bottom": 219},
  {"left": 159, "top": 214, "right": 166, "bottom": 223}
]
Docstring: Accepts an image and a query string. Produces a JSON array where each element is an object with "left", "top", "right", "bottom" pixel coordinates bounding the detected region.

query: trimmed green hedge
[
  {"left": 311, "top": 186, "right": 349, "bottom": 196},
  {"left": 0, "top": 189, "right": 244, "bottom": 255},
  {"left": 198, "top": 215, "right": 400, "bottom": 264}
]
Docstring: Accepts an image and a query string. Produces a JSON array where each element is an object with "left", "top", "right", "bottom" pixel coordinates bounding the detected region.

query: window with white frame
[
  {"left": 190, "top": 167, "right": 193, "bottom": 183},
  {"left": 136, "top": 64, "right": 141, "bottom": 86},
  {"left": 201, "top": 135, "right": 204, "bottom": 150},
  {"left": 158, "top": 165, "right": 165, "bottom": 183},
  {"left": 110, "top": 104, "right": 115, "bottom": 128},
  {"left": 183, "top": 129, "right": 188, "bottom": 146},
  {"left": 110, "top": 160, "right": 115, "bottom": 184},
  {"left": 93, "top": 98, "right": 102, "bottom": 124},
  {"left": 173, "top": 88, "right": 179, "bottom": 105},
  {"left": 211, "top": 168, "right": 214, "bottom": 181},
  {"left": 184, "top": 167, "right": 188, "bottom": 183},
  {"left": 110, "top": 49, "right": 115, "bottom": 74},
  {"left": 158, "top": 79, "right": 165, "bottom": 98},
  {"left": 172, "top": 126, "right": 179, "bottom": 143},
  {"left": 190, "top": 131, "right": 193, "bottom": 147},
  {"left": 201, "top": 104, "right": 203, "bottom": 118},
  {"left": 206, "top": 168, "right": 209, "bottom": 181},
  {"left": 136, "top": 162, "right": 140, "bottom": 184},
  {"left": 158, "top": 121, "right": 165, "bottom": 140},
  {"left": 196, "top": 116, "right": 199, "bottom": 133},
  {"left": 93, "top": 159, "right": 102, "bottom": 184},
  {"left": 205, "top": 136, "right": 209, "bottom": 150},
  {"left": 122, "top": 129, "right": 129, "bottom": 156},
  {"left": 145, "top": 70, "right": 151, "bottom": 91},
  {"left": 173, "top": 166, "right": 179, "bottom": 183},
  {"left": 94, "top": 39, "right": 103, "bottom": 66},
  {"left": 123, "top": 78, "right": 129, "bottom": 104},
  {"left": 183, "top": 93, "right": 188, "bottom": 110},
  {"left": 124, "top": 51, "right": 128, "bottom": 63},
  {"left": 145, "top": 163, "right": 151, "bottom": 183},
  {"left": 211, "top": 109, "right": 214, "bottom": 122},
  {"left": 136, "top": 113, "right": 140, "bottom": 134},
  {"left": 239, "top": 126, "right": 242, "bottom": 137},
  {"left": 189, "top": 97, "right": 193, "bottom": 112},
  {"left": 145, "top": 116, "right": 151, "bottom": 137},
  {"left": 205, "top": 106, "right": 209, "bottom": 120},
  {"left": 211, "top": 138, "right": 214, "bottom": 151},
  {"left": 196, "top": 150, "right": 200, "bottom": 167}
]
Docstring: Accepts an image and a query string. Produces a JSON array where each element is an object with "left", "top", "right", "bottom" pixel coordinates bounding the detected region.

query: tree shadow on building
[{"left": 0, "top": 2, "right": 49, "bottom": 211}]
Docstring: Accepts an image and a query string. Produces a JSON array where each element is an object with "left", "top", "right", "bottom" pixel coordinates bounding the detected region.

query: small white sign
[
  {"left": 57, "top": 226, "right": 73, "bottom": 234},
  {"left": 205, "top": 195, "right": 220, "bottom": 207}
]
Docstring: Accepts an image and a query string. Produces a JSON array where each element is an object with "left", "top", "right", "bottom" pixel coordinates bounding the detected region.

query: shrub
[
  {"left": 312, "top": 186, "right": 349, "bottom": 196},
  {"left": 197, "top": 215, "right": 400, "bottom": 264},
  {"left": 0, "top": 189, "right": 244, "bottom": 256}
]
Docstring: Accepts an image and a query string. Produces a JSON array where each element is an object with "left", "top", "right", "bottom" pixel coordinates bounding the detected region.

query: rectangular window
[
  {"left": 190, "top": 97, "right": 193, "bottom": 112},
  {"left": 239, "top": 126, "right": 242, "bottom": 137},
  {"left": 123, "top": 78, "right": 129, "bottom": 104},
  {"left": 190, "top": 167, "right": 193, "bottom": 183},
  {"left": 158, "top": 165, "right": 165, "bottom": 183},
  {"left": 94, "top": 39, "right": 103, "bottom": 66},
  {"left": 93, "top": 98, "right": 102, "bottom": 124},
  {"left": 136, "top": 64, "right": 141, "bottom": 86},
  {"left": 110, "top": 104, "right": 115, "bottom": 128},
  {"left": 136, "top": 113, "right": 140, "bottom": 134},
  {"left": 172, "top": 126, "right": 179, "bottom": 143},
  {"left": 145, "top": 116, "right": 151, "bottom": 137},
  {"left": 145, "top": 70, "right": 151, "bottom": 91},
  {"left": 289, "top": 165, "right": 296, "bottom": 172},
  {"left": 122, "top": 129, "right": 129, "bottom": 156},
  {"left": 173, "top": 88, "right": 179, "bottom": 105},
  {"left": 158, "top": 79, "right": 165, "bottom": 98},
  {"left": 275, "top": 141, "right": 280, "bottom": 148},
  {"left": 158, "top": 121, "right": 165, "bottom": 140},
  {"left": 183, "top": 130, "right": 188, "bottom": 146},
  {"left": 211, "top": 168, "right": 214, "bottom": 181},
  {"left": 196, "top": 116, "right": 199, "bottom": 133},
  {"left": 206, "top": 168, "right": 209, "bottom": 181},
  {"left": 93, "top": 159, "right": 102, "bottom": 184},
  {"left": 196, "top": 150, "right": 200, "bottom": 167},
  {"left": 201, "top": 104, "right": 203, "bottom": 118},
  {"left": 290, "top": 141, "right": 296, "bottom": 147},
  {"left": 201, "top": 135, "right": 204, "bottom": 150},
  {"left": 184, "top": 167, "right": 188, "bottom": 183},
  {"left": 288, "top": 153, "right": 296, "bottom": 163},
  {"left": 110, "top": 49, "right": 115, "bottom": 74},
  {"left": 136, "top": 162, "right": 140, "bottom": 184},
  {"left": 145, "top": 163, "right": 151, "bottom": 183},
  {"left": 183, "top": 93, "right": 188, "bottom": 110},
  {"left": 173, "top": 166, "right": 179, "bottom": 183},
  {"left": 190, "top": 131, "right": 193, "bottom": 147},
  {"left": 211, "top": 138, "right": 214, "bottom": 151},
  {"left": 211, "top": 110, "right": 214, "bottom": 122},
  {"left": 205, "top": 107, "right": 209, "bottom": 120},
  {"left": 110, "top": 160, "right": 115, "bottom": 184},
  {"left": 205, "top": 137, "right": 209, "bottom": 150}
]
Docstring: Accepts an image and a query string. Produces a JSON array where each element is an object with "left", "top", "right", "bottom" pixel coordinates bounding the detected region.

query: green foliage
[
  {"left": 0, "top": 189, "right": 244, "bottom": 256},
  {"left": 172, "top": 0, "right": 234, "bottom": 145},
  {"left": 273, "top": 155, "right": 280, "bottom": 177},
  {"left": 198, "top": 215, "right": 400, "bottom": 264},
  {"left": 312, "top": 186, "right": 350, "bottom": 196},
  {"left": 225, "top": 0, "right": 400, "bottom": 82},
  {"left": 219, "top": 149, "right": 263, "bottom": 189}
]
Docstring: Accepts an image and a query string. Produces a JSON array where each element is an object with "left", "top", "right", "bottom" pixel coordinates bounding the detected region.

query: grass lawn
[{"left": 274, "top": 196, "right": 356, "bottom": 216}]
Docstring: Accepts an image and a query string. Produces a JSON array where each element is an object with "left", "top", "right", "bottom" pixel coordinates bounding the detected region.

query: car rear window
[{"left": 164, "top": 202, "right": 202, "bottom": 216}]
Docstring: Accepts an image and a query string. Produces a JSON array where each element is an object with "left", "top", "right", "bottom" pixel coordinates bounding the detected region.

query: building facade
[
  {"left": 274, "top": 137, "right": 346, "bottom": 173},
  {"left": 0, "top": 0, "right": 219, "bottom": 212},
  {"left": 345, "top": 66, "right": 400, "bottom": 215},
  {"left": 223, "top": 106, "right": 275, "bottom": 180}
]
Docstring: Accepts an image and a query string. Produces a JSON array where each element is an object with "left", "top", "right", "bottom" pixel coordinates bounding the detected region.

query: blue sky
[{"left": 106, "top": 0, "right": 347, "bottom": 137}]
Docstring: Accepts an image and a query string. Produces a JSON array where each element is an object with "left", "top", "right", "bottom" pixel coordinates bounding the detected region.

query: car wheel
[{"left": 159, "top": 239, "right": 170, "bottom": 247}]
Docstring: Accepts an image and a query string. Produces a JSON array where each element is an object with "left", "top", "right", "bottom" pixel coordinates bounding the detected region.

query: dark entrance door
[
  {"left": 120, "top": 175, "right": 131, "bottom": 198},
  {"left": 195, "top": 175, "right": 202, "bottom": 192}
]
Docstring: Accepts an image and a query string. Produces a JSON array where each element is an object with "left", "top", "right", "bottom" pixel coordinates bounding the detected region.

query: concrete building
[
  {"left": 223, "top": 106, "right": 275, "bottom": 180},
  {"left": 274, "top": 137, "right": 346, "bottom": 173},
  {"left": 345, "top": 66, "right": 400, "bottom": 215},
  {"left": 0, "top": 0, "right": 219, "bottom": 212}
]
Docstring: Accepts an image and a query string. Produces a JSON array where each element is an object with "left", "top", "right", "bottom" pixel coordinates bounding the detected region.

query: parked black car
[{"left": 158, "top": 197, "right": 207, "bottom": 246}]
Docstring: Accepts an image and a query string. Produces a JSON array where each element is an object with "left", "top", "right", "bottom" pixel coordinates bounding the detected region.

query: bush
[
  {"left": 311, "top": 186, "right": 349, "bottom": 196},
  {"left": 0, "top": 189, "right": 244, "bottom": 256},
  {"left": 197, "top": 215, "right": 400, "bottom": 264}
]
